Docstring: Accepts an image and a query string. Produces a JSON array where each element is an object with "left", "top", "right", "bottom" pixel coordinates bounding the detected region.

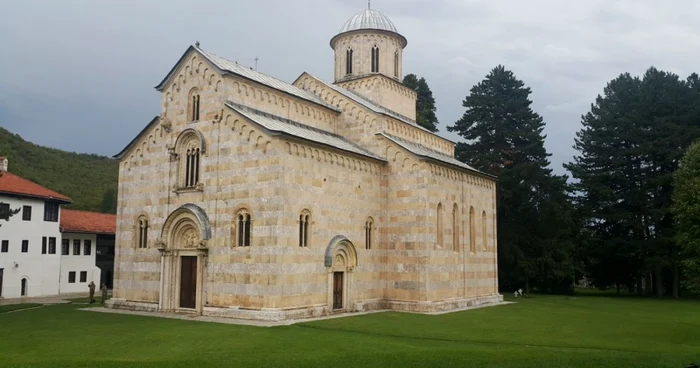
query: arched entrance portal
[
  {"left": 156, "top": 204, "right": 211, "bottom": 313},
  {"left": 324, "top": 236, "right": 358, "bottom": 312}
]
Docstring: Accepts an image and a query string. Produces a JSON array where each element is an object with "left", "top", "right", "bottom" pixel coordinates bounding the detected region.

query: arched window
[
  {"left": 137, "top": 216, "right": 149, "bottom": 249},
  {"left": 236, "top": 209, "right": 251, "bottom": 247},
  {"left": 469, "top": 206, "right": 476, "bottom": 253},
  {"left": 365, "top": 217, "right": 374, "bottom": 250},
  {"left": 177, "top": 131, "right": 203, "bottom": 189},
  {"left": 453, "top": 204, "right": 459, "bottom": 252},
  {"left": 299, "top": 210, "right": 311, "bottom": 247},
  {"left": 346, "top": 48, "right": 353, "bottom": 75},
  {"left": 436, "top": 203, "right": 443, "bottom": 247},
  {"left": 371, "top": 46, "right": 379, "bottom": 73},
  {"left": 188, "top": 88, "right": 201, "bottom": 122},
  {"left": 482, "top": 211, "right": 487, "bottom": 250},
  {"left": 394, "top": 51, "right": 399, "bottom": 77}
]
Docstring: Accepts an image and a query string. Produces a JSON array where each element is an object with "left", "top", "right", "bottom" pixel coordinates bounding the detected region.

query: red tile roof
[
  {"left": 60, "top": 209, "right": 116, "bottom": 235},
  {"left": 0, "top": 171, "right": 72, "bottom": 203}
]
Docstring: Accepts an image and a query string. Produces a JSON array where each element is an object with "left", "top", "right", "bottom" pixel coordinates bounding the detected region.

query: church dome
[
  {"left": 339, "top": 9, "right": 398, "bottom": 34},
  {"left": 331, "top": 8, "right": 407, "bottom": 48}
]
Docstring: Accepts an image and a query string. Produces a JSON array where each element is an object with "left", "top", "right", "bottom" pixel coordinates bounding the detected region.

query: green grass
[
  {"left": 1, "top": 295, "right": 698, "bottom": 367},
  {"left": 0, "top": 303, "right": 41, "bottom": 313}
]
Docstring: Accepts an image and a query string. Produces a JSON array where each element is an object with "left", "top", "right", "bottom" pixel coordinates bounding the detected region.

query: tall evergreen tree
[
  {"left": 565, "top": 68, "right": 700, "bottom": 297},
  {"left": 403, "top": 73, "right": 439, "bottom": 132},
  {"left": 672, "top": 141, "right": 700, "bottom": 294},
  {"left": 448, "top": 65, "right": 574, "bottom": 293}
]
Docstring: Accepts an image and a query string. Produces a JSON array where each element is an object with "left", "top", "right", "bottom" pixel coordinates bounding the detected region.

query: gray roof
[
  {"left": 307, "top": 74, "right": 454, "bottom": 143},
  {"left": 378, "top": 133, "right": 494, "bottom": 178},
  {"left": 155, "top": 45, "right": 339, "bottom": 113},
  {"left": 226, "top": 102, "right": 384, "bottom": 161},
  {"left": 339, "top": 9, "right": 398, "bottom": 33}
]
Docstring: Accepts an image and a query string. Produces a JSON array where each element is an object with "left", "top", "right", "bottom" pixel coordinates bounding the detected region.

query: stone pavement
[{"left": 82, "top": 300, "right": 512, "bottom": 327}]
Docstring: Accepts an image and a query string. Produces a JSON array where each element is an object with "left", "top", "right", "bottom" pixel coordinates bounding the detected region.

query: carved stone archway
[{"left": 324, "top": 235, "right": 358, "bottom": 312}]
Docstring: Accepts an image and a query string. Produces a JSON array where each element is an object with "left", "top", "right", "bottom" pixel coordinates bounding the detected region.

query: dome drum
[{"left": 330, "top": 9, "right": 407, "bottom": 49}]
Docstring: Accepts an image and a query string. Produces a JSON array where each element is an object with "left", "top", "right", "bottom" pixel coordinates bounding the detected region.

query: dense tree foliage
[
  {"left": 402, "top": 73, "right": 439, "bottom": 132},
  {"left": 565, "top": 68, "right": 700, "bottom": 297},
  {"left": 672, "top": 141, "right": 700, "bottom": 294},
  {"left": 0, "top": 127, "right": 118, "bottom": 213},
  {"left": 448, "top": 65, "right": 576, "bottom": 293}
]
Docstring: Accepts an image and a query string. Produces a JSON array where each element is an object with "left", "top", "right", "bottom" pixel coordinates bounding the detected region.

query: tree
[
  {"left": 0, "top": 202, "right": 20, "bottom": 227},
  {"left": 672, "top": 141, "right": 700, "bottom": 294},
  {"left": 403, "top": 73, "right": 439, "bottom": 132},
  {"left": 565, "top": 68, "right": 700, "bottom": 297},
  {"left": 99, "top": 186, "right": 117, "bottom": 214},
  {"left": 447, "top": 65, "right": 574, "bottom": 293}
]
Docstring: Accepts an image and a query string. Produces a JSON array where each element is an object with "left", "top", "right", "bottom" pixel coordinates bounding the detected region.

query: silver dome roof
[{"left": 339, "top": 9, "right": 398, "bottom": 34}]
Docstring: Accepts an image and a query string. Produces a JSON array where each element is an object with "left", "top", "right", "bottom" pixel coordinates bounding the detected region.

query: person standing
[
  {"left": 88, "top": 281, "right": 96, "bottom": 304},
  {"left": 100, "top": 283, "right": 108, "bottom": 305}
]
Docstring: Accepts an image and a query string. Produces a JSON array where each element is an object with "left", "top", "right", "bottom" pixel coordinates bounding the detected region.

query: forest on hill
[{"left": 0, "top": 127, "right": 117, "bottom": 213}]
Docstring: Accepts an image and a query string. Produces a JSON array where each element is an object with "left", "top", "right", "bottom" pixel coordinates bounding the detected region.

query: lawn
[
  {"left": 0, "top": 303, "right": 41, "bottom": 314},
  {"left": 1, "top": 295, "right": 698, "bottom": 368}
]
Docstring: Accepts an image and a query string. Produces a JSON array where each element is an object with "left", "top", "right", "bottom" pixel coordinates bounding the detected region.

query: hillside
[{"left": 0, "top": 127, "right": 118, "bottom": 213}]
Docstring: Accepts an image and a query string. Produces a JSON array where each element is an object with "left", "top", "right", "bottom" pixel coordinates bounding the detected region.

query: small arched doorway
[
  {"left": 324, "top": 236, "right": 358, "bottom": 312},
  {"left": 20, "top": 278, "right": 27, "bottom": 297}
]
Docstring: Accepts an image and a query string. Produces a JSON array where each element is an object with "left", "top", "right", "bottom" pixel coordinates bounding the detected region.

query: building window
[
  {"left": 21, "top": 240, "right": 28, "bottom": 253},
  {"left": 298, "top": 210, "right": 311, "bottom": 247},
  {"left": 80, "top": 271, "right": 87, "bottom": 283},
  {"left": 346, "top": 48, "right": 353, "bottom": 75},
  {"left": 365, "top": 217, "right": 374, "bottom": 250},
  {"left": 1, "top": 240, "right": 7, "bottom": 253},
  {"left": 482, "top": 211, "right": 487, "bottom": 250},
  {"left": 394, "top": 51, "right": 399, "bottom": 77},
  {"left": 61, "top": 239, "right": 69, "bottom": 255},
  {"left": 469, "top": 206, "right": 476, "bottom": 253},
  {"left": 42, "top": 237, "right": 47, "bottom": 254},
  {"left": 21, "top": 278, "right": 27, "bottom": 296},
  {"left": 371, "top": 46, "right": 379, "bottom": 73},
  {"left": 48, "top": 237, "right": 56, "bottom": 254},
  {"left": 453, "top": 204, "right": 459, "bottom": 252},
  {"left": 137, "top": 216, "right": 149, "bottom": 249},
  {"left": 84, "top": 240, "right": 92, "bottom": 256},
  {"left": 436, "top": 203, "right": 443, "bottom": 246},
  {"left": 73, "top": 239, "right": 81, "bottom": 255},
  {"left": 68, "top": 271, "right": 76, "bottom": 283},
  {"left": 0, "top": 203, "right": 8, "bottom": 215},
  {"left": 22, "top": 205, "right": 32, "bottom": 221},
  {"left": 236, "top": 210, "right": 251, "bottom": 247},
  {"left": 44, "top": 202, "right": 59, "bottom": 222},
  {"left": 177, "top": 132, "right": 203, "bottom": 189},
  {"left": 188, "top": 88, "right": 201, "bottom": 122}
]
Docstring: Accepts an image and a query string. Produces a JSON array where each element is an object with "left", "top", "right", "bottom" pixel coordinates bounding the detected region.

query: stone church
[{"left": 109, "top": 7, "right": 502, "bottom": 321}]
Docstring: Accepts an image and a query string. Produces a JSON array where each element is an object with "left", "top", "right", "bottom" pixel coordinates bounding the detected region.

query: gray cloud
[{"left": 1, "top": 0, "right": 699, "bottom": 173}]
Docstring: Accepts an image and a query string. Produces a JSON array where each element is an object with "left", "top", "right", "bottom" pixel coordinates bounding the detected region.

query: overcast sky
[{"left": 2, "top": 0, "right": 700, "bottom": 174}]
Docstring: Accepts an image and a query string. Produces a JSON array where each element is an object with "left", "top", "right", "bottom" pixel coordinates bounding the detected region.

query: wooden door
[
  {"left": 179, "top": 256, "right": 197, "bottom": 309},
  {"left": 20, "top": 278, "right": 26, "bottom": 296},
  {"left": 333, "top": 272, "right": 344, "bottom": 310},
  {"left": 0, "top": 269, "right": 4, "bottom": 297}
]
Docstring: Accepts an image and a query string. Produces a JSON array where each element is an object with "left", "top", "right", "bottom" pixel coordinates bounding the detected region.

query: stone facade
[{"left": 108, "top": 8, "right": 502, "bottom": 321}]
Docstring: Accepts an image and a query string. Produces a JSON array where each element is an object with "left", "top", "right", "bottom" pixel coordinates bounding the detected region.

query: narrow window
[
  {"left": 346, "top": 49, "right": 353, "bottom": 75},
  {"left": 469, "top": 207, "right": 476, "bottom": 253},
  {"left": 482, "top": 211, "right": 487, "bottom": 250},
  {"left": 84, "top": 240, "right": 92, "bottom": 256},
  {"left": 236, "top": 211, "right": 251, "bottom": 247},
  {"left": 42, "top": 237, "right": 47, "bottom": 254},
  {"left": 44, "top": 202, "right": 59, "bottom": 222},
  {"left": 189, "top": 90, "right": 201, "bottom": 122},
  {"left": 79, "top": 271, "right": 87, "bottom": 283},
  {"left": 48, "top": 237, "right": 56, "bottom": 254},
  {"left": 137, "top": 216, "right": 149, "bottom": 248},
  {"left": 453, "top": 204, "right": 459, "bottom": 252},
  {"left": 73, "top": 239, "right": 81, "bottom": 255},
  {"left": 371, "top": 46, "right": 379, "bottom": 73},
  {"left": 68, "top": 272, "right": 76, "bottom": 283},
  {"left": 394, "top": 51, "right": 399, "bottom": 77},
  {"left": 365, "top": 218, "right": 373, "bottom": 250},
  {"left": 21, "top": 240, "right": 28, "bottom": 253},
  {"left": 61, "top": 239, "right": 70, "bottom": 255},
  {"left": 1, "top": 240, "right": 7, "bottom": 253},
  {"left": 299, "top": 210, "right": 311, "bottom": 247},
  {"left": 22, "top": 205, "right": 31, "bottom": 221},
  {"left": 185, "top": 148, "right": 201, "bottom": 188},
  {"left": 436, "top": 203, "right": 443, "bottom": 246}
]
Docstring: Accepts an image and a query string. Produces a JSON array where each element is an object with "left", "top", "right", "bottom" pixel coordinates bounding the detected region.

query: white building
[{"left": 0, "top": 157, "right": 114, "bottom": 299}]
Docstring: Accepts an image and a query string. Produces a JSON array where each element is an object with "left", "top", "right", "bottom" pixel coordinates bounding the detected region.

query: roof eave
[
  {"left": 0, "top": 190, "right": 72, "bottom": 204},
  {"left": 113, "top": 116, "right": 161, "bottom": 159}
]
